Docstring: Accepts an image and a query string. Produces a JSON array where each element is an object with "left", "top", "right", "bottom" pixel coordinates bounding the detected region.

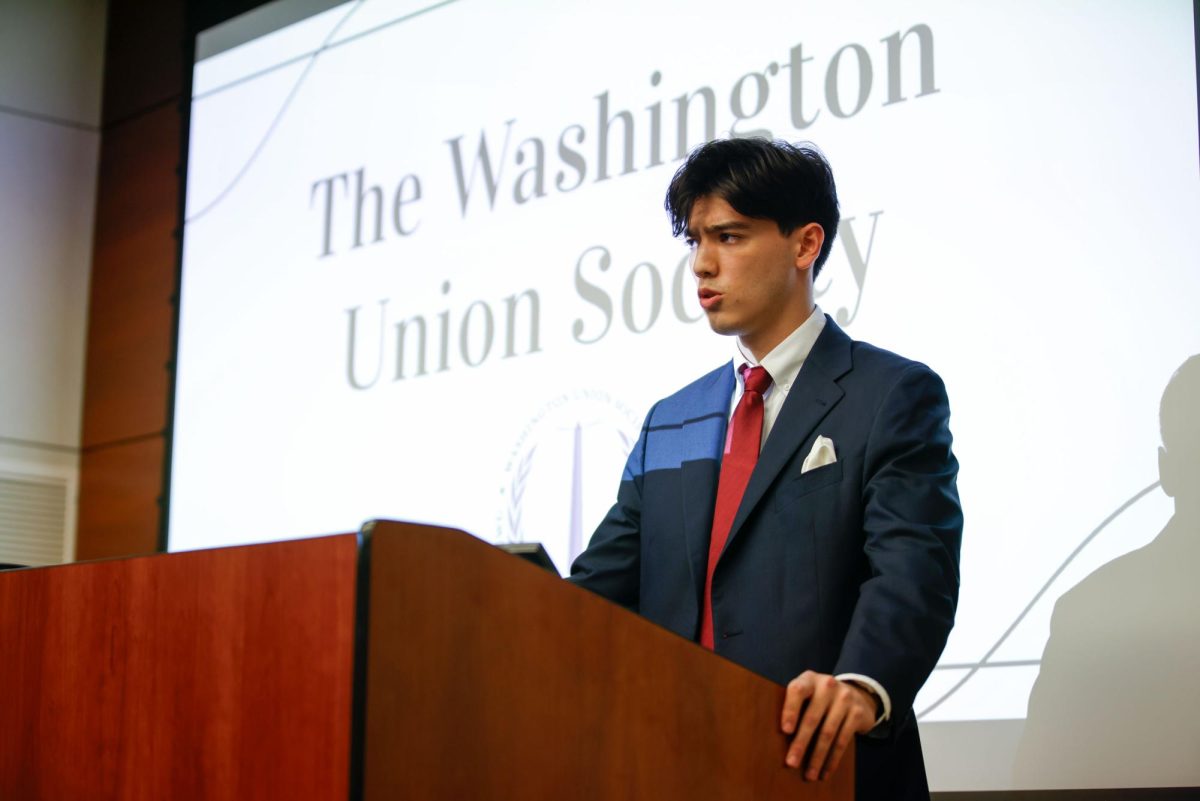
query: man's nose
[{"left": 692, "top": 243, "right": 716, "bottom": 276}]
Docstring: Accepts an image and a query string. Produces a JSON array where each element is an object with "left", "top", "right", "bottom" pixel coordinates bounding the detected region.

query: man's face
[{"left": 685, "top": 194, "right": 820, "bottom": 359}]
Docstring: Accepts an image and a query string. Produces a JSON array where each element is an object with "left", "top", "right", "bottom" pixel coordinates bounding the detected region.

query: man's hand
[{"left": 780, "top": 671, "right": 877, "bottom": 780}]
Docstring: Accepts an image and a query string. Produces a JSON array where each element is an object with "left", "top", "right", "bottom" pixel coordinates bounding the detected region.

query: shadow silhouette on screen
[{"left": 1013, "top": 355, "right": 1200, "bottom": 788}]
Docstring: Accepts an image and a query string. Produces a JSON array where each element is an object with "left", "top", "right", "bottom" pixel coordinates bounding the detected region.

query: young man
[{"left": 569, "top": 138, "right": 963, "bottom": 800}]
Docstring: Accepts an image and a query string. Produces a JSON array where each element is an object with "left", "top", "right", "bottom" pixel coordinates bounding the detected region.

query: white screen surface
[{"left": 173, "top": 1, "right": 1200, "bottom": 790}]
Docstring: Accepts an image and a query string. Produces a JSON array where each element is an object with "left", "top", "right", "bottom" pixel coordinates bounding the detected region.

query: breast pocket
[{"left": 775, "top": 460, "right": 844, "bottom": 515}]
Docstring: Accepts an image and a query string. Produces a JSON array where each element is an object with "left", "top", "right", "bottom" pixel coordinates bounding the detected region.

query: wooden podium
[{"left": 0, "top": 521, "right": 852, "bottom": 800}]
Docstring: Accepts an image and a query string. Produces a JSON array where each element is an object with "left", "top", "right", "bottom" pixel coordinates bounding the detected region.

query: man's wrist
[{"left": 834, "top": 673, "right": 892, "bottom": 728}]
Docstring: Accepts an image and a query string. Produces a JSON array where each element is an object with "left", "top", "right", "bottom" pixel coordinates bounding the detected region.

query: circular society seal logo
[{"left": 497, "top": 388, "right": 641, "bottom": 575}]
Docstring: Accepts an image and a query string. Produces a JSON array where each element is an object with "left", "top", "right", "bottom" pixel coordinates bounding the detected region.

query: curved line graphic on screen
[
  {"left": 915, "top": 480, "right": 1161, "bottom": 720},
  {"left": 186, "top": 1, "right": 367, "bottom": 224},
  {"left": 186, "top": 0, "right": 466, "bottom": 223}
]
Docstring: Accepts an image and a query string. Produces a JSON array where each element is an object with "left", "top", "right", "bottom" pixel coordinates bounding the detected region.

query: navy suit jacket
[{"left": 569, "top": 317, "right": 962, "bottom": 799}]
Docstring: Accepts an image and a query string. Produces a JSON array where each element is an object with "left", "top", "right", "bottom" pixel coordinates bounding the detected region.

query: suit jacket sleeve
[{"left": 833, "top": 362, "right": 963, "bottom": 722}]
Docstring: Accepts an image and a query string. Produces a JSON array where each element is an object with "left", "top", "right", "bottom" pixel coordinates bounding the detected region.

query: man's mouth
[{"left": 698, "top": 288, "right": 722, "bottom": 310}]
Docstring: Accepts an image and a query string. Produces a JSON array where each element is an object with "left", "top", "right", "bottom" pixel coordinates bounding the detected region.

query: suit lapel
[{"left": 723, "top": 317, "right": 853, "bottom": 555}]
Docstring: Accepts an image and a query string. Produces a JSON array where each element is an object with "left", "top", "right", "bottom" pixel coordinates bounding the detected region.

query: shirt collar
[{"left": 733, "top": 305, "right": 826, "bottom": 392}]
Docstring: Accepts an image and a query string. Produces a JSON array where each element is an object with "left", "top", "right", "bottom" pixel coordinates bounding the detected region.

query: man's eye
[
  {"left": 684, "top": 238, "right": 697, "bottom": 248},
  {"left": 720, "top": 233, "right": 738, "bottom": 243}
]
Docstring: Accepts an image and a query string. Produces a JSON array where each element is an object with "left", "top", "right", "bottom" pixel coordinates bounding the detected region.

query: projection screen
[{"left": 171, "top": 0, "right": 1200, "bottom": 792}]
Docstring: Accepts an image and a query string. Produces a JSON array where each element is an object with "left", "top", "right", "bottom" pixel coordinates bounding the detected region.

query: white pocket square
[{"left": 801, "top": 435, "right": 837, "bottom": 473}]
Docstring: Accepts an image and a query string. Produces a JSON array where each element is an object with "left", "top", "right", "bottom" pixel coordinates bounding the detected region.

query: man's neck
[{"left": 738, "top": 304, "right": 818, "bottom": 362}]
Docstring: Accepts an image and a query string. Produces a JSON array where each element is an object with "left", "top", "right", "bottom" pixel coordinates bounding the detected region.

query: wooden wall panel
[
  {"left": 77, "top": 436, "right": 164, "bottom": 560},
  {"left": 77, "top": 0, "right": 186, "bottom": 559},
  {"left": 82, "top": 102, "right": 180, "bottom": 449}
]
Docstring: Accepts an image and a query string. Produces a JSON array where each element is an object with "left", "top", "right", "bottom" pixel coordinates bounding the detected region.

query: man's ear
[{"left": 793, "top": 222, "right": 825, "bottom": 272}]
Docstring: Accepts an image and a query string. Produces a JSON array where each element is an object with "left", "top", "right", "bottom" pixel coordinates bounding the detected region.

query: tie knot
[{"left": 740, "top": 364, "right": 772, "bottom": 396}]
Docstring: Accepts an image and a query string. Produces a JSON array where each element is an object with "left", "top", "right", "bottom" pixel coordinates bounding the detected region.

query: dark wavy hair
[{"left": 665, "top": 138, "right": 840, "bottom": 277}]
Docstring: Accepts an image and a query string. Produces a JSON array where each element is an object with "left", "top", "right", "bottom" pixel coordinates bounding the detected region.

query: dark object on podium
[
  {"left": 0, "top": 563, "right": 24, "bottom": 571},
  {"left": 498, "top": 541, "right": 559, "bottom": 574},
  {"left": 0, "top": 521, "right": 853, "bottom": 801}
]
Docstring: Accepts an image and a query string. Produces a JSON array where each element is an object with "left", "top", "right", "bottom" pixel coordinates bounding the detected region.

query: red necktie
[{"left": 700, "top": 364, "right": 772, "bottom": 649}]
